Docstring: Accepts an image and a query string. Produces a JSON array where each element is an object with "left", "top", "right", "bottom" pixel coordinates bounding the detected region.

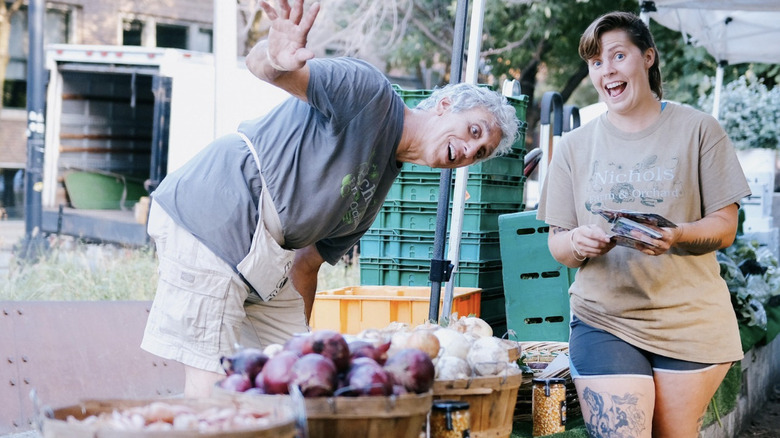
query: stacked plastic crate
[{"left": 359, "top": 86, "right": 529, "bottom": 334}]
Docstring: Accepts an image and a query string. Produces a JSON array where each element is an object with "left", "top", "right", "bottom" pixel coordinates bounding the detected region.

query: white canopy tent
[{"left": 639, "top": 0, "right": 780, "bottom": 119}]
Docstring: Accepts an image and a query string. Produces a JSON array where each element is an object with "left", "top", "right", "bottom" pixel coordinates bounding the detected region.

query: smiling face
[
  {"left": 418, "top": 99, "right": 503, "bottom": 169},
  {"left": 587, "top": 29, "right": 656, "bottom": 116}
]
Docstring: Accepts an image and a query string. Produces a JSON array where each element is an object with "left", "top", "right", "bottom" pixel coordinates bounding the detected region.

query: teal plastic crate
[
  {"left": 480, "top": 292, "right": 508, "bottom": 337},
  {"left": 385, "top": 174, "right": 525, "bottom": 205},
  {"left": 360, "top": 257, "right": 504, "bottom": 289},
  {"left": 371, "top": 200, "right": 523, "bottom": 233},
  {"left": 498, "top": 211, "right": 575, "bottom": 342},
  {"left": 507, "top": 94, "right": 529, "bottom": 124},
  {"left": 360, "top": 228, "right": 501, "bottom": 262}
]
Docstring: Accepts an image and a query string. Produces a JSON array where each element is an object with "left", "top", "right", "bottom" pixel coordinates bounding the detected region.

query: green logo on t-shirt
[{"left": 340, "top": 161, "right": 379, "bottom": 225}]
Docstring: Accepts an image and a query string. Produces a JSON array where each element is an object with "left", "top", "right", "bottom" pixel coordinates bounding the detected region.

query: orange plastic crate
[{"left": 310, "top": 286, "right": 481, "bottom": 334}]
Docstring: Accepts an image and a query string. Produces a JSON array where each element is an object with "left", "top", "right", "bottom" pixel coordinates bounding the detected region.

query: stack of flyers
[{"left": 591, "top": 207, "right": 677, "bottom": 249}]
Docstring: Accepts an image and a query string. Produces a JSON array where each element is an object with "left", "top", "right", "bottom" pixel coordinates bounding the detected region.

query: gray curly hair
[{"left": 416, "top": 83, "right": 520, "bottom": 158}]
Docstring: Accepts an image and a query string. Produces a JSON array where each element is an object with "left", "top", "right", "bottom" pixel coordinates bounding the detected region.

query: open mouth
[
  {"left": 606, "top": 81, "right": 626, "bottom": 98},
  {"left": 448, "top": 143, "right": 455, "bottom": 162}
]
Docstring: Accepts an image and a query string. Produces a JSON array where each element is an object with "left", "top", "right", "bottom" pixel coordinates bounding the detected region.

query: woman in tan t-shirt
[{"left": 537, "top": 11, "right": 750, "bottom": 438}]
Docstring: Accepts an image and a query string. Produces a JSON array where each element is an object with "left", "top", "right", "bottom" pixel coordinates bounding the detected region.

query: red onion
[
  {"left": 261, "top": 350, "right": 300, "bottom": 394},
  {"left": 342, "top": 358, "right": 393, "bottom": 396},
  {"left": 303, "top": 330, "right": 351, "bottom": 373},
  {"left": 220, "top": 347, "right": 268, "bottom": 382},
  {"left": 290, "top": 353, "right": 338, "bottom": 397},
  {"left": 283, "top": 334, "right": 311, "bottom": 355},
  {"left": 218, "top": 373, "right": 252, "bottom": 392},
  {"left": 383, "top": 348, "right": 435, "bottom": 394},
  {"left": 349, "top": 339, "right": 391, "bottom": 365}
]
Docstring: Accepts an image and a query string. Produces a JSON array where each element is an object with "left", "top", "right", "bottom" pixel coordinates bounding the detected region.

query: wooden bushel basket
[
  {"left": 303, "top": 391, "right": 432, "bottom": 438},
  {"left": 40, "top": 398, "right": 297, "bottom": 438},
  {"left": 433, "top": 373, "right": 526, "bottom": 438},
  {"left": 215, "top": 389, "right": 432, "bottom": 438}
]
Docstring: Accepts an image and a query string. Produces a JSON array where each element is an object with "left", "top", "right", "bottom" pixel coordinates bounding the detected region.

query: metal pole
[
  {"left": 442, "top": 0, "right": 485, "bottom": 322},
  {"left": 428, "top": 0, "right": 469, "bottom": 323},
  {"left": 537, "top": 91, "right": 563, "bottom": 196},
  {"left": 712, "top": 61, "right": 725, "bottom": 120},
  {"left": 22, "top": 0, "right": 47, "bottom": 258}
]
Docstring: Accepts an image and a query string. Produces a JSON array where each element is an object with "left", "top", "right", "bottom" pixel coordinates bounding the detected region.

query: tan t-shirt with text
[{"left": 538, "top": 103, "right": 750, "bottom": 363}]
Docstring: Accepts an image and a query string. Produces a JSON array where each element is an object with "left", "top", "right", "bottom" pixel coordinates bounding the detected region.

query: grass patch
[
  {"left": 0, "top": 236, "right": 360, "bottom": 301},
  {"left": 0, "top": 237, "right": 159, "bottom": 301}
]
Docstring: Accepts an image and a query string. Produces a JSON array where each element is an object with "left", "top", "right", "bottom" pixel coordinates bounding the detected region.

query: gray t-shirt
[{"left": 152, "top": 57, "right": 404, "bottom": 266}]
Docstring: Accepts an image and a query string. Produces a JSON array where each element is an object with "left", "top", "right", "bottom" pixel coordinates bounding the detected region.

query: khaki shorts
[{"left": 141, "top": 200, "right": 309, "bottom": 374}]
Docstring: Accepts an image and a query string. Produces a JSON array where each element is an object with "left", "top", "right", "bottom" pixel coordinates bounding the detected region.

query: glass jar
[
  {"left": 532, "top": 378, "right": 567, "bottom": 436},
  {"left": 430, "top": 400, "right": 470, "bottom": 438}
]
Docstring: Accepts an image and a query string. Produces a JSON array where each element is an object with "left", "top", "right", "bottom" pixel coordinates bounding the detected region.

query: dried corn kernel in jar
[
  {"left": 430, "top": 400, "right": 470, "bottom": 438},
  {"left": 532, "top": 378, "right": 567, "bottom": 436}
]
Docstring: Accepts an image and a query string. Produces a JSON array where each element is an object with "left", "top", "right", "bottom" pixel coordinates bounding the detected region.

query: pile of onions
[
  {"left": 359, "top": 316, "right": 523, "bottom": 380},
  {"left": 218, "top": 329, "right": 434, "bottom": 398}
]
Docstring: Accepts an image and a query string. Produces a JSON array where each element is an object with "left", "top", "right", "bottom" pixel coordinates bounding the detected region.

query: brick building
[{"left": 1, "top": 0, "right": 215, "bottom": 217}]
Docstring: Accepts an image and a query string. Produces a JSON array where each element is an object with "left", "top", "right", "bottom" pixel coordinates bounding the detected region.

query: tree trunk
[{"left": 558, "top": 62, "right": 589, "bottom": 104}]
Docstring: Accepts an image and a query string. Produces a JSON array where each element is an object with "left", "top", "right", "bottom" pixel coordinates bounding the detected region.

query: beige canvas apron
[{"left": 235, "top": 132, "right": 295, "bottom": 301}]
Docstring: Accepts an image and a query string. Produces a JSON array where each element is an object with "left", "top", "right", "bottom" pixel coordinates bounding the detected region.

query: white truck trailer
[{"left": 40, "top": 44, "right": 290, "bottom": 245}]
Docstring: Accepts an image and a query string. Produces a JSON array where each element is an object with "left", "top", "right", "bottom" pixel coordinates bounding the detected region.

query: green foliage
[
  {"left": 383, "top": 0, "right": 778, "bottom": 113},
  {"left": 698, "top": 75, "right": 780, "bottom": 150}
]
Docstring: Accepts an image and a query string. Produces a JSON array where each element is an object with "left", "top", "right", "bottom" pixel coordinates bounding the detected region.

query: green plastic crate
[
  {"left": 385, "top": 174, "right": 525, "bottom": 205},
  {"left": 360, "top": 228, "right": 501, "bottom": 262},
  {"left": 507, "top": 94, "right": 529, "bottom": 124},
  {"left": 498, "top": 211, "right": 575, "bottom": 342},
  {"left": 372, "top": 200, "right": 523, "bottom": 233},
  {"left": 360, "top": 257, "right": 504, "bottom": 289},
  {"left": 480, "top": 292, "right": 508, "bottom": 337}
]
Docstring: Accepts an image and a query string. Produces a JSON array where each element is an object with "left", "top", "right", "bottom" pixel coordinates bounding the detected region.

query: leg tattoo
[{"left": 582, "top": 387, "right": 647, "bottom": 438}]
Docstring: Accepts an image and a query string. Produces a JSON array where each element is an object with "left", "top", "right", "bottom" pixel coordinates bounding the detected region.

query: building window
[
  {"left": 123, "top": 19, "right": 143, "bottom": 46},
  {"left": 3, "top": 5, "right": 71, "bottom": 108},
  {"left": 120, "top": 16, "right": 212, "bottom": 52},
  {"left": 156, "top": 23, "right": 188, "bottom": 49}
]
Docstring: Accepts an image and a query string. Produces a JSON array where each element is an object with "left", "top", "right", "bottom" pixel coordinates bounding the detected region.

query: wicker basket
[
  {"left": 215, "top": 389, "right": 431, "bottom": 438},
  {"left": 41, "top": 397, "right": 297, "bottom": 438},
  {"left": 303, "top": 391, "right": 432, "bottom": 438},
  {"left": 433, "top": 372, "right": 526, "bottom": 438},
  {"left": 513, "top": 341, "right": 580, "bottom": 422}
]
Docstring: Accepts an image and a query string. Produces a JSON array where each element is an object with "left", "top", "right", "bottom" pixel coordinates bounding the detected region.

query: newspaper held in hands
[{"left": 591, "top": 207, "right": 677, "bottom": 249}]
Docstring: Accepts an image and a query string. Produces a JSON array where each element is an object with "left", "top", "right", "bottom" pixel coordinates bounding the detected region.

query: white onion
[
  {"left": 387, "top": 330, "right": 412, "bottom": 358},
  {"left": 467, "top": 336, "right": 509, "bottom": 376},
  {"left": 433, "top": 328, "right": 471, "bottom": 360},
  {"left": 435, "top": 356, "right": 471, "bottom": 381},
  {"left": 405, "top": 329, "right": 441, "bottom": 359},
  {"left": 461, "top": 316, "right": 493, "bottom": 338}
]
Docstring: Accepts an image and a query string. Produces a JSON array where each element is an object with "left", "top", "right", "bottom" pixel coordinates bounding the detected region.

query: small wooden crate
[{"left": 433, "top": 373, "right": 526, "bottom": 438}]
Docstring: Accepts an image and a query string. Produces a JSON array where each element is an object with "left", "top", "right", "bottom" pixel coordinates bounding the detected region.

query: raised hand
[{"left": 260, "top": 0, "right": 321, "bottom": 71}]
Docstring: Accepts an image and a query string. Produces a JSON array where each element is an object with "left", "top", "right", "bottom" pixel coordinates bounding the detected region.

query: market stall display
[
  {"left": 369, "top": 317, "right": 526, "bottom": 438},
  {"left": 214, "top": 329, "right": 435, "bottom": 438}
]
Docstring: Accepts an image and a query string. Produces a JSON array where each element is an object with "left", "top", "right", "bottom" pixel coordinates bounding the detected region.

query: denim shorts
[{"left": 568, "top": 315, "right": 715, "bottom": 378}]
